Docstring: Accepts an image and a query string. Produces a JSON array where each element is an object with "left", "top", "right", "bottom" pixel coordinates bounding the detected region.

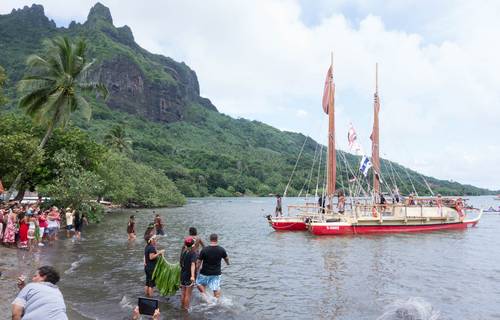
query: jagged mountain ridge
[
  {"left": 0, "top": 3, "right": 493, "bottom": 196},
  {"left": 0, "top": 3, "right": 215, "bottom": 123}
]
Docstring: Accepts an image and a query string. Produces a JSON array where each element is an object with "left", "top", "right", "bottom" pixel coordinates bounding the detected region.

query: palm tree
[
  {"left": 19, "top": 36, "right": 107, "bottom": 148},
  {"left": 5, "top": 36, "right": 107, "bottom": 198},
  {"left": 104, "top": 125, "right": 132, "bottom": 153}
]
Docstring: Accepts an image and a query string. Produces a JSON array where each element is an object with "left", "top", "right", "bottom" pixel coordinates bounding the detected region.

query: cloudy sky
[{"left": 1, "top": 1, "right": 499, "bottom": 190}]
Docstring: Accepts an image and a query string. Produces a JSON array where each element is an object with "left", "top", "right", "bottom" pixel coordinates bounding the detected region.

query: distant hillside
[{"left": 0, "top": 3, "right": 494, "bottom": 197}]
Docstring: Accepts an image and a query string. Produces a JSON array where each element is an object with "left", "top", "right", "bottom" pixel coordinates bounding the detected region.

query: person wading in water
[
  {"left": 144, "top": 235, "right": 164, "bottom": 297},
  {"left": 180, "top": 236, "right": 197, "bottom": 310},
  {"left": 196, "top": 233, "right": 229, "bottom": 300},
  {"left": 127, "top": 215, "right": 136, "bottom": 240},
  {"left": 154, "top": 214, "right": 165, "bottom": 236}
]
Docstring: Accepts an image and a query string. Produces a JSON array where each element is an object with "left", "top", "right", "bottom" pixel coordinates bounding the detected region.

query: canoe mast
[
  {"left": 325, "top": 53, "right": 336, "bottom": 206},
  {"left": 372, "top": 63, "right": 381, "bottom": 197}
]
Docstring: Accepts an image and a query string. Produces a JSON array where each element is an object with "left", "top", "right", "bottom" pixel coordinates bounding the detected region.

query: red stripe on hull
[
  {"left": 310, "top": 220, "right": 479, "bottom": 235},
  {"left": 271, "top": 221, "right": 308, "bottom": 231}
]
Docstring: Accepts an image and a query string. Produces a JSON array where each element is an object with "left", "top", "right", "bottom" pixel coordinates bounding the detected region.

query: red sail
[
  {"left": 324, "top": 65, "right": 336, "bottom": 201},
  {"left": 322, "top": 66, "right": 334, "bottom": 114}
]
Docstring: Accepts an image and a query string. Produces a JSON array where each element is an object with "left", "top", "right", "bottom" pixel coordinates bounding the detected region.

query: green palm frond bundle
[{"left": 152, "top": 256, "right": 181, "bottom": 296}]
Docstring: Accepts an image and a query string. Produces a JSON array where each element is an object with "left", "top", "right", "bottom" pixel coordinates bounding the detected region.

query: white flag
[
  {"left": 347, "top": 123, "right": 363, "bottom": 155},
  {"left": 359, "top": 156, "right": 372, "bottom": 177}
]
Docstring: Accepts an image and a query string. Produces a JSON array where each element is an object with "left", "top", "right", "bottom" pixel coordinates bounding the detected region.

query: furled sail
[
  {"left": 371, "top": 63, "right": 381, "bottom": 195},
  {"left": 322, "top": 62, "right": 336, "bottom": 201}
]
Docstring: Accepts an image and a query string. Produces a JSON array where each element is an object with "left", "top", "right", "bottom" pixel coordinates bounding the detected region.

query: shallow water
[{"left": 4, "top": 196, "right": 500, "bottom": 319}]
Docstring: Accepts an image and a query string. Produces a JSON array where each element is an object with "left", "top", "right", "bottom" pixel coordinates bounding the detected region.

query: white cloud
[
  {"left": 296, "top": 109, "right": 308, "bottom": 117},
  {"left": 1, "top": 0, "right": 499, "bottom": 189}
]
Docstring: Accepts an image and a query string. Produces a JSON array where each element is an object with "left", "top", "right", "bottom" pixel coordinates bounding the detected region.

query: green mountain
[{"left": 0, "top": 3, "right": 493, "bottom": 198}]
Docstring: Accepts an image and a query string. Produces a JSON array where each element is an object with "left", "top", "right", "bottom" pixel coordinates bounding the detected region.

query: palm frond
[
  {"left": 26, "top": 55, "right": 49, "bottom": 70},
  {"left": 39, "top": 88, "right": 66, "bottom": 127},
  {"left": 78, "top": 59, "right": 96, "bottom": 80},
  {"left": 19, "top": 36, "right": 105, "bottom": 141},
  {"left": 79, "top": 82, "right": 108, "bottom": 99},
  {"left": 76, "top": 95, "right": 92, "bottom": 121}
]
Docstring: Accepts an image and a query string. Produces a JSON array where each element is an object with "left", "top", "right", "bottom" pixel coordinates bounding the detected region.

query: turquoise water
[{"left": 5, "top": 196, "right": 500, "bottom": 319}]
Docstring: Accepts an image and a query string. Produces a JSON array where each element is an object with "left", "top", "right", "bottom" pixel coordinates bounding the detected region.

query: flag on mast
[
  {"left": 322, "top": 66, "right": 334, "bottom": 114},
  {"left": 359, "top": 156, "right": 372, "bottom": 177},
  {"left": 347, "top": 123, "right": 363, "bottom": 155}
]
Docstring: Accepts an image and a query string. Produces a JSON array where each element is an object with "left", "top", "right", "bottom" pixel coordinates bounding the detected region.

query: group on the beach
[
  {"left": 0, "top": 199, "right": 88, "bottom": 250},
  {"left": 135, "top": 213, "right": 230, "bottom": 312}
]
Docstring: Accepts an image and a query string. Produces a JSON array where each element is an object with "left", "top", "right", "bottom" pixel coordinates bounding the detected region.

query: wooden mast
[
  {"left": 327, "top": 53, "right": 336, "bottom": 206},
  {"left": 372, "top": 63, "right": 381, "bottom": 195}
]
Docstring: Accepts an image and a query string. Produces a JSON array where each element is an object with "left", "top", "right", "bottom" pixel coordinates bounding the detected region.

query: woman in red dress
[{"left": 18, "top": 214, "right": 29, "bottom": 249}]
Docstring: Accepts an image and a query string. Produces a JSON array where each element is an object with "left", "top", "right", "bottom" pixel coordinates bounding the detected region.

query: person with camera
[
  {"left": 131, "top": 306, "right": 160, "bottom": 320},
  {"left": 11, "top": 266, "right": 67, "bottom": 320}
]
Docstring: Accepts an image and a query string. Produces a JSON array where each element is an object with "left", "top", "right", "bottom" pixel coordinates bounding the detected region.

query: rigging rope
[
  {"left": 283, "top": 136, "right": 309, "bottom": 197},
  {"left": 315, "top": 144, "right": 324, "bottom": 198},
  {"left": 422, "top": 176, "right": 435, "bottom": 196},
  {"left": 298, "top": 142, "right": 319, "bottom": 198}
]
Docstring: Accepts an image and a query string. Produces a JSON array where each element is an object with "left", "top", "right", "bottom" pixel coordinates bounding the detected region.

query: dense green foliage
[
  {"left": 0, "top": 113, "right": 186, "bottom": 213},
  {"left": 0, "top": 65, "right": 7, "bottom": 105},
  {"left": 104, "top": 125, "right": 132, "bottom": 153},
  {"left": 0, "top": 4, "right": 495, "bottom": 199},
  {"left": 97, "top": 152, "right": 185, "bottom": 207}
]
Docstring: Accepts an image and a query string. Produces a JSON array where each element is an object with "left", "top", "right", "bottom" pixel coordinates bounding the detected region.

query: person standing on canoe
[
  {"left": 196, "top": 233, "right": 229, "bottom": 300},
  {"left": 275, "top": 194, "right": 282, "bottom": 217}
]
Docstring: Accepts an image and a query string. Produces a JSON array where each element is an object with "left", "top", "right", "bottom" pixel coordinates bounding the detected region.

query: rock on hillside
[{"left": 0, "top": 2, "right": 217, "bottom": 123}]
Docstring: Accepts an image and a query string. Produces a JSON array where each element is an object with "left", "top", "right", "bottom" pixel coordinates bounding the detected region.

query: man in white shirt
[{"left": 65, "top": 208, "right": 74, "bottom": 238}]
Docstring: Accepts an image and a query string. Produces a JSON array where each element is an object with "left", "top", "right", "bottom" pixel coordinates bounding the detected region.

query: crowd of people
[
  {"left": 0, "top": 200, "right": 87, "bottom": 250},
  {"left": 4, "top": 206, "right": 229, "bottom": 318},
  {"left": 136, "top": 214, "right": 230, "bottom": 312}
]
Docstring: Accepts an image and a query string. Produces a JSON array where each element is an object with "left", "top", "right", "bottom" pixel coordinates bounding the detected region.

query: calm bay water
[{"left": 5, "top": 196, "right": 500, "bottom": 319}]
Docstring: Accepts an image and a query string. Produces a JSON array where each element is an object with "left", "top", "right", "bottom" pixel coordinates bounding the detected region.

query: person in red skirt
[{"left": 18, "top": 214, "right": 29, "bottom": 249}]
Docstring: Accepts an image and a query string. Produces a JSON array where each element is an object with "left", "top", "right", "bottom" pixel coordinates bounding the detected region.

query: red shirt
[{"left": 39, "top": 216, "right": 48, "bottom": 228}]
